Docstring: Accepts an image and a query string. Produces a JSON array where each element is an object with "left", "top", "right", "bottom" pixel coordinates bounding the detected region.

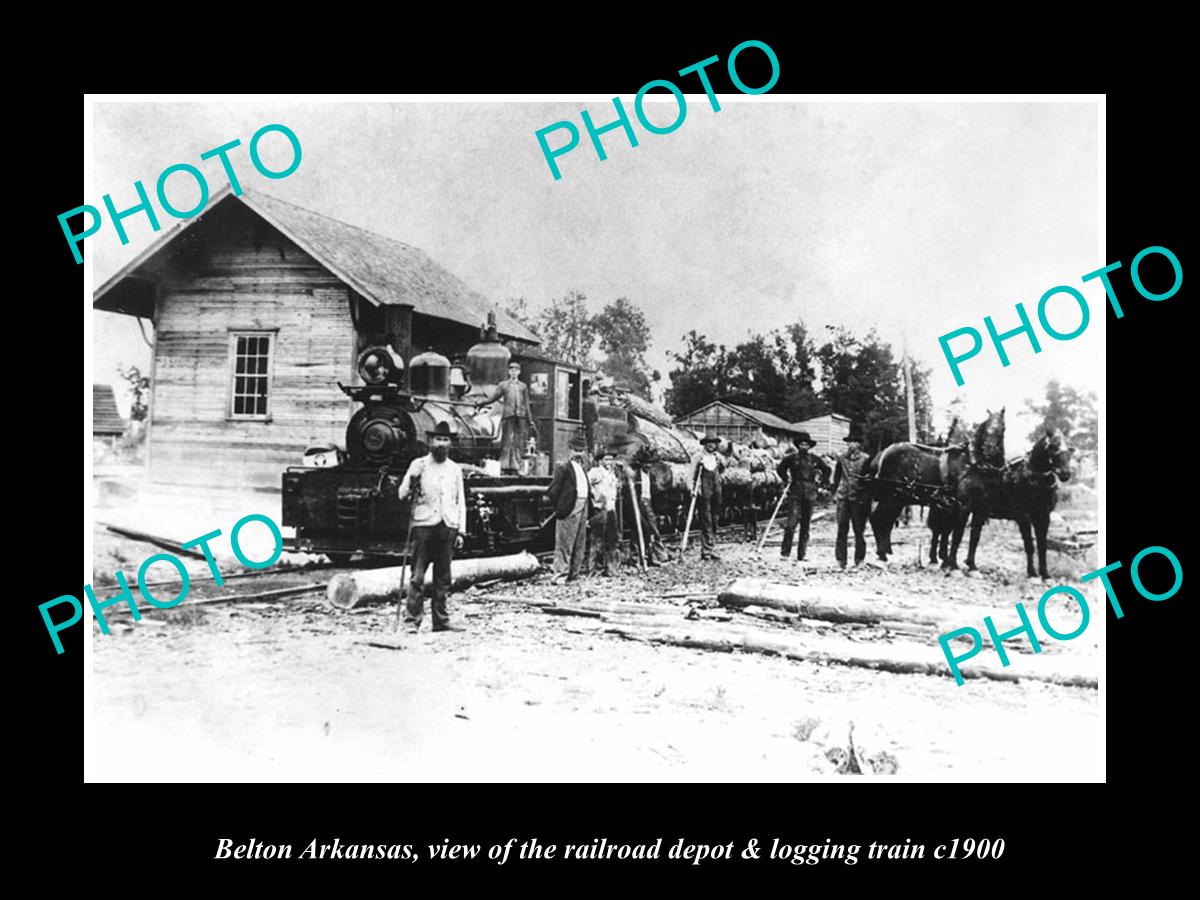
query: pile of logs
[{"left": 465, "top": 578, "right": 1097, "bottom": 689}]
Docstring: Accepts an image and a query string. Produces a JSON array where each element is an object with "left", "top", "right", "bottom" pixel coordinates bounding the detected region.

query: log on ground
[
  {"left": 604, "top": 622, "right": 1097, "bottom": 688},
  {"left": 327, "top": 552, "right": 542, "bottom": 609},
  {"left": 718, "top": 578, "right": 942, "bottom": 626}
]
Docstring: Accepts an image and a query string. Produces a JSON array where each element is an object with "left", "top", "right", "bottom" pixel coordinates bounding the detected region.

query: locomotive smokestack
[{"left": 384, "top": 304, "right": 414, "bottom": 390}]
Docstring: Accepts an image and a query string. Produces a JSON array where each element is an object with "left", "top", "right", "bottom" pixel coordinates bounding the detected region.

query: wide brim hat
[
  {"left": 426, "top": 421, "right": 457, "bottom": 441},
  {"left": 699, "top": 432, "right": 721, "bottom": 446},
  {"left": 845, "top": 425, "right": 864, "bottom": 443},
  {"left": 568, "top": 434, "right": 588, "bottom": 451},
  {"left": 792, "top": 431, "right": 816, "bottom": 447}
]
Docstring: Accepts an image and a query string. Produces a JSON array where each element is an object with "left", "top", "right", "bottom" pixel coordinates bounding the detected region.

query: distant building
[
  {"left": 792, "top": 413, "right": 852, "bottom": 456},
  {"left": 673, "top": 401, "right": 806, "bottom": 444},
  {"left": 93, "top": 384, "right": 125, "bottom": 458}
]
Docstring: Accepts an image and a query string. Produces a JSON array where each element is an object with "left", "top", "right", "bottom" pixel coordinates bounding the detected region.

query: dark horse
[
  {"left": 993, "top": 429, "right": 1074, "bottom": 579},
  {"left": 865, "top": 409, "right": 1006, "bottom": 569}
]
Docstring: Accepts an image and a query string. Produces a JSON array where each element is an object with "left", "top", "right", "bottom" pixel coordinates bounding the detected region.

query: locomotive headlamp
[{"left": 357, "top": 345, "right": 404, "bottom": 385}]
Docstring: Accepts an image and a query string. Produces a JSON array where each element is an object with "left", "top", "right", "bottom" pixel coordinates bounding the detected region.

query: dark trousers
[
  {"left": 638, "top": 497, "right": 669, "bottom": 564},
  {"left": 836, "top": 500, "right": 870, "bottom": 566},
  {"left": 697, "top": 493, "right": 718, "bottom": 557},
  {"left": 588, "top": 509, "right": 619, "bottom": 576},
  {"left": 500, "top": 417, "right": 529, "bottom": 474},
  {"left": 780, "top": 493, "right": 813, "bottom": 559},
  {"left": 405, "top": 523, "right": 457, "bottom": 628}
]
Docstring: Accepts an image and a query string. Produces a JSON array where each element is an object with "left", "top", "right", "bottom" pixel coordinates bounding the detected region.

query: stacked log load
[{"left": 589, "top": 388, "right": 787, "bottom": 523}]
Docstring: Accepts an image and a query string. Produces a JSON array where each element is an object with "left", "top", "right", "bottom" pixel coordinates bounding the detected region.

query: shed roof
[
  {"left": 93, "top": 384, "right": 125, "bottom": 435},
  {"left": 793, "top": 412, "right": 852, "bottom": 426},
  {"left": 675, "top": 400, "right": 805, "bottom": 435},
  {"left": 93, "top": 188, "right": 539, "bottom": 343}
]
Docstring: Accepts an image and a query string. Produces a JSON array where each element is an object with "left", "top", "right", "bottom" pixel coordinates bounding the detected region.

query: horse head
[
  {"left": 1033, "top": 427, "right": 1074, "bottom": 482},
  {"left": 973, "top": 408, "right": 1006, "bottom": 467}
]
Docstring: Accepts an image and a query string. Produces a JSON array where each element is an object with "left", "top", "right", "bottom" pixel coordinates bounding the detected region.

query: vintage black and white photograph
[{"left": 86, "top": 96, "right": 1102, "bottom": 781}]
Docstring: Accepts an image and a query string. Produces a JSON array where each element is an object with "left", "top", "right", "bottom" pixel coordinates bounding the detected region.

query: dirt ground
[{"left": 87, "top": 508, "right": 1102, "bottom": 782}]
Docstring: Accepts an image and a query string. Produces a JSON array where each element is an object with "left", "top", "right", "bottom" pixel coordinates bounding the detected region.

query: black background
[{"left": 19, "top": 23, "right": 1189, "bottom": 887}]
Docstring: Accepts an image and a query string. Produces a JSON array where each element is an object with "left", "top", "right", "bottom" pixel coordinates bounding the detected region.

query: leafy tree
[
  {"left": 664, "top": 322, "right": 826, "bottom": 420},
  {"left": 118, "top": 364, "right": 151, "bottom": 423},
  {"left": 815, "top": 326, "right": 932, "bottom": 453},
  {"left": 532, "top": 291, "right": 596, "bottom": 367},
  {"left": 1026, "top": 379, "right": 1096, "bottom": 452},
  {"left": 664, "top": 330, "right": 733, "bottom": 416},
  {"left": 592, "top": 297, "right": 659, "bottom": 399}
]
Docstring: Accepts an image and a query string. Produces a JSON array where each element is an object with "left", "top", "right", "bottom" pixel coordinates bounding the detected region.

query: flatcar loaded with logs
[{"left": 283, "top": 316, "right": 792, "bottom": 563}]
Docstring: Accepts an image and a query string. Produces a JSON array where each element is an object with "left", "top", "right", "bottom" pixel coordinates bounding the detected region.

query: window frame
[{"left": 227, "top": 329, "right": 278, "bottom": 421}]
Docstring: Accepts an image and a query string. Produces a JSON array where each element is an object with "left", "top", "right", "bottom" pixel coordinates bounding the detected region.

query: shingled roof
[
  {"left": 93, "top": 384, "right": 125, "bottom": 436},
  {"left": 722, "top": 403, "right": 805, "bottom": 435},
  {"left": 93, "top": 188, "right": 539, "bottom": 343}
]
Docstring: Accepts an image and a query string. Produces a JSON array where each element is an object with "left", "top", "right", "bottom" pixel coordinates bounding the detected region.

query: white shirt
[
  {"left": 640, "top": 470, "right": 652, "bottom": 498},
  {"left": 571, "top": 461, "right": 589, "bottom": 500},
  {"left": 397, "top": 454, "right": 467, "bottom": 531}
]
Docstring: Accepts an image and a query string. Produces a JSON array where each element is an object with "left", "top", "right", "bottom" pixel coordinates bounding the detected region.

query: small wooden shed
[
  {"left": 673, "top": 401, "right": 805, "bottom": 444},
  {"left": 792, "top": 413, "right": 852, "bottom": 456}
]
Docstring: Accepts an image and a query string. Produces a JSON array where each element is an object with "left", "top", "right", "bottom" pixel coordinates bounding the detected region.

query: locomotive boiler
[{"left": 282, "top": 323, "right": 562, "bottom": 561}]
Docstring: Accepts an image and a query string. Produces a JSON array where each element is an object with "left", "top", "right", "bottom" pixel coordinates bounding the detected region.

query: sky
[{"left": 90, "top": 99, "right": 1100, "bottom": 444}]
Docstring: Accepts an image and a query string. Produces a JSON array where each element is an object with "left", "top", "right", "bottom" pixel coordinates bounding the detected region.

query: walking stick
[
  {"left": 393, "top": 466, "right": 422, "bottom": 633},
  {"left": 758, "top": 475, "right": 791, "bottom": 555},
  {"left": 680, "top": 466, "right": 702, "bottom": 555},
  {"left": 393, "top": 517, "right": 416, "bottom": 633},
  {"left": 627, "top": 475, "right": 647, "bottom": 571}
]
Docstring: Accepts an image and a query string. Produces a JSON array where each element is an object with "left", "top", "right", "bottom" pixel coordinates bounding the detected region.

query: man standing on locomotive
[
  {"left": 476, "top": 360, "right": 538, "bottom": 475},
  {"left": 395, "top": 421, "right": 466, "bottom": 633}
]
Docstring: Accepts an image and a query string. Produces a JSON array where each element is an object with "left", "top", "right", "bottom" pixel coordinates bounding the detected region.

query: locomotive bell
[{"left": 409, "top": 347, "right": 451, "bottom": 399}]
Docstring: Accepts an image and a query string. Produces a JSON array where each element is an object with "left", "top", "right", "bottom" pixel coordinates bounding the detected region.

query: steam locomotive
[{"left": 281, "top": 322, "right": 578, "bottom": 560}]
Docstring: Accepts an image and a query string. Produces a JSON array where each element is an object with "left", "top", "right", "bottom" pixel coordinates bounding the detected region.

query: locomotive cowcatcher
[{"left": 282, "top": 317, "right": 591, "bottom": 561}]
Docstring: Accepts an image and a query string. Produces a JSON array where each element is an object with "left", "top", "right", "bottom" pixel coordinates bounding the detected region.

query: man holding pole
[
  {"left": 627, "top": 456, "right": 669, "bottom": 566},
  {"left": 692, "top": 433, "right": 724, "bottom": 561},
  {"left": 395, "top": 421, "right": 466, "bottom": 633}
]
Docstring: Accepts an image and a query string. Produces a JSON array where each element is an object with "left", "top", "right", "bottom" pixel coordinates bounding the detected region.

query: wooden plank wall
[{"left": 149, "top": 211, "right": 355, "bottom": 492}]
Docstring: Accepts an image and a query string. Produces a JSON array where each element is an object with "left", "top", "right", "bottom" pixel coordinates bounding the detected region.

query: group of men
[
  {"left": 392, "top": 356, "right": 873, "bottom": 631},
  {"left": 546, "top": 435, "right": 669, "bottom": 584},
  {"left": 687, "top": 425, "right": 871, "bottom": 567}
]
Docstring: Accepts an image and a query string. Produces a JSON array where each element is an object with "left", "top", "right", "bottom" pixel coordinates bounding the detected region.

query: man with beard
[
  {"left": 395, "top": 421, "right": 466, "bottom": 633},
  {"left": 776, "top": 431, "right": 831, "bottom": 561}
]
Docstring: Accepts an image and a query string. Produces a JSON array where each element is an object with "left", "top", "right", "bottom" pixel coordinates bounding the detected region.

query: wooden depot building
[{"left": 93, "top": 187, "right": 561, "bottom": 513}]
